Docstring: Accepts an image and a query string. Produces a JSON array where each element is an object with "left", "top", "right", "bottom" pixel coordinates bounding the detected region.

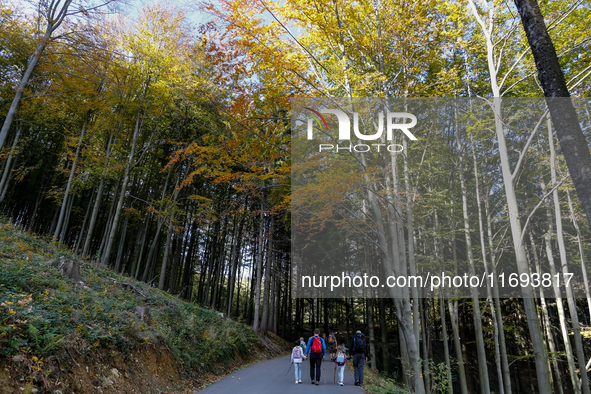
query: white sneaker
[
  {"left": 295, "top": 381, "right": 299, "bottom": 384},
  {"left": 339, "top": 382, "right": 344, "bottom": 386},
  {"left": 298, "top": 380, "right": 302, "bottom": 383}
]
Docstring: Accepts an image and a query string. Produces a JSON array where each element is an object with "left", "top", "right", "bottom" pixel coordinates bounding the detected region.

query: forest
[{"left": 1, "top": 0, "right": 591, "bottom": 393}]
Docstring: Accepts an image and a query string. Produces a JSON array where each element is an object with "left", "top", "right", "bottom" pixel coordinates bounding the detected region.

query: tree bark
[
  {"left": 252, "top": 212, "right": 264, "bottom": 333},
  {"left": 54, "top": 111, "right": 89, "bottom": 242},
  {"left": 515, "top": 0, "right": 591, "bottom": 234},
  {"left": 83, "top": 132, "right": 114, "bottom": 258},
  {"left": 0, "top": 0, "right": 73, "bottom": 149},
  {"left": 0, "top": 123, "right": 22, "bottom": 202},
  {"left": 548, "top": 116, "right": 589, "bottom": 394}
]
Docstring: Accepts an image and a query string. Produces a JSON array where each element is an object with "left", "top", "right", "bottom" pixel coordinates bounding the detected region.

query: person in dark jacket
[
  {"left": 306, "top": 328, "right": 326, "bottom": 385},
  {"left": 349, "top": 330, "right": 369, "bottom": 386}
]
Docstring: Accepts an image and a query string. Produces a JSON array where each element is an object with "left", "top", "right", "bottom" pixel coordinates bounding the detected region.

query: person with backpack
[
  {"left": 327, "top": 332, "right": 337, "bottom": 361},
  {"left": 291, "top": 340, "right": 306, "bottom": 384},
  {"left": 333, "top": 345, "right": 350, "bottom": 386},
  {"left": 299, "top": 336, "right": 306, "bottom": 354},
  {"left": 349, "top": 330, "right": 369, "bottom": 386},
  {"left": 306, "top": 328, "right": 326, "bottom": 385}
]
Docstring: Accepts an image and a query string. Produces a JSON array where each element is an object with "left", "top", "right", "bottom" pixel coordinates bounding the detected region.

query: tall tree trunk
[
  {"left": 114, "top": 214, "right": 129, "bottom": 273},
  {"left": 494, "top": 97, "right": 553, "bottom": 394},
  {"left": 226, "top": 216, "right": 244, "bottom": 317},
  {"left": 102, "top": 104, "right": 145, "bottom": 266},
  {"left": 260, "top": 215, "right": 273, "bottom": 334},
  {"left": 379, "top": 298, "right": 389, "bottom": 373},
  {"left": 83, "top": 132, "right": 114, "bottom": 258},
  {"left": 542, "top": 176, "right": 579, "bottom": 393},
  {"left": 548, "top": 116, "right": 589, "bottom": 393},
  {"left": 132, "top": 216, "right": 150, "bottom": 279},
  {"left": 565, "top": 187, "right": 591, "bottom": 320},
  {"left": 0, "top": 122, "right": 22, "bottom": 202},
  {"left": 446, "top": 193, "right": 469, "bottom": 394},
  {"left": 471, "top": 138, "right": 506, "bottom": 394},
  {"left": 455, "top": 115, "right": 490, "bottom": 394},
  {"left": 467, "top": 2, "right": 552, "bottom": 389},
  {"left": 0, "top": 0, "right": 73, "bottom": 149},
  {"left": 515, "top": 0, "right": 591, "bottom": 234},
  {"left": 529, "top": 231, "right": 564, "bottom": 394},
  {"left": 484, "top": 184, "right": 512, "bottom": 394},
  {"left": 59, "top": 193, "right": 76, "bottom": 244},
  {"left": 54, "top": 111, "right": 89, "bottom": 242},
  {"left": 368, "top": 298, "right": 376, "bottom": 371},
  {"left": 252, "top": 212, "right": 265, "bottom": 333},
  {"left": 158, "top": 176, "right": 180, "bottom": 290},
  {"left": 75, "top": 189, "right": 94, "bottom": 254}
]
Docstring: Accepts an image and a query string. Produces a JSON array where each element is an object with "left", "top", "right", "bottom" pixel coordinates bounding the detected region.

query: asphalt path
[{"left": 197, "top": 354, "right": 364, "bottom": 394}]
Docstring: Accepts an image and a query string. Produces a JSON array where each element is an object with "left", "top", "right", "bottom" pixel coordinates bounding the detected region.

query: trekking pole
[
  {"left": 333, "top": 364, "right": 336, "bottom": 384},
  {"left": 284, "top": 362, "right": 293, "bottom": 377}
]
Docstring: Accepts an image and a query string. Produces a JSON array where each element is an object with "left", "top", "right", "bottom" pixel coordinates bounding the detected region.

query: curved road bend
[{"left": 196, "top": 355, "right": 364, "bottom": 394}]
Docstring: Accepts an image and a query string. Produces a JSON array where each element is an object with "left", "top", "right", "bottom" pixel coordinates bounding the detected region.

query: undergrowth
[{"left": 0, "top": 221, "right": 261, "bottom": 385}]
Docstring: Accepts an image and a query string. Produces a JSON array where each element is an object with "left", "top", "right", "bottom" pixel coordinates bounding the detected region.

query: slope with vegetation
[{"left": 0, "top": 221, "right": 287, "bottom": 394}]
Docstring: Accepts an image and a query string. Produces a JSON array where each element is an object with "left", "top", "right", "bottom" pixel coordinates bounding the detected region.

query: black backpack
[{"left": 353, "top": 335, "right": 366, "bottom": 353}]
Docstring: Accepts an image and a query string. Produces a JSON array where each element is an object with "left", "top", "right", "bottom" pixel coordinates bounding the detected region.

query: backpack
[
  {"left": 353, "top": 335, "right": 366, "bottom": 353},
  {"left": 328, "top": 334, "right": 335, "bottom": 344},
  {"left": 292, "top": 346, "right": 303, "bottom": 362},
  {"left": 336, "top": 351, "right": 345, "bottom": 363},
  {"left": 311, "top": 336, "right": 323, "bottom": 353}
]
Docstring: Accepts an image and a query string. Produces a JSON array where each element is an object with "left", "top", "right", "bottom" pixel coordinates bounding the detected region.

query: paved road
[{"left": 197, "top": 355, "right": 364, "bottom": 394}]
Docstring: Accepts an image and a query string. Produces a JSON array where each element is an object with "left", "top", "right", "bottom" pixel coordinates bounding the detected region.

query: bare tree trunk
[
  {"left": 0, "top": 123, "right": 22, "bottom": 202},
  {"left": 83, "top": 132, "right": 114, "bottom": 258},
  {"left": 132, "top": 216, "right": 150, "bottom": 279},
  {"left": 158, "top": 176, "right": 180, "bottom": 290},
  {"left": 54, "top": 112, "right": 89, "bottom": 242},
  {"left": 227, "top": 216, "right": 244, "bottom": 317},
  {"left": 114, "top": 214, "right": 129, "bottom": 273},
  {"left": 75, "top": 189, "right": 94, "bottom": 254},
  {"left": 252, "top": 212, "right": 264, "bottom": 333},
  {"left": 455, "top": 114, "right": 490, "bottom": 394},
  {"left": 0, "top": 0, "right": 73, "bottom": 149},
  {"left": 471, "top": 138, "right": 505, "bottom": 394},
  {"left": 484, "top": 185, "right": 512, "bottom": 394},
  {"left": 467, "top": 2, "right": 552, "bottom": 388},
  {"left": 515, "top": 0, "right": 591, "bottom": 234},
  {"left": 565, "top": 187, "right": 591, "bottom": 320},
  {"left": 59, "top": 192, "right": 75, "bottom": 244},
  {"left": 493, "top": 97, "right": 553, "bottom": 394},
  {"left": 447, "top": 197, "right": 469, "bottom": 394},
  {"left": 379, "top": 298, "right": 389, "bottom": 373},
  {"left": 529, "top": 231, "right": 564, "bottom": 394},
  {"left": 548, "top": 116, "right": 589, "bottom": 394},
  {"left": 102, "top": 104, "right": 145, "bottom": 266},
  {"left": 260, "top": 216, "right": 273, "bottom": 334},
  {"left": 434, "top": 208, "right": 453, "bottom": 393},
  {"left": 368, "top": 298, "right": 376, "bottom": 371}
]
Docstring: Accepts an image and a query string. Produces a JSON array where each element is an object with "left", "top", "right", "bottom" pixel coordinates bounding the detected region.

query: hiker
[
  {"left": 306, "top": 328, "right": 326, "bottom": 385},
  {"left": 349, "top": 330, "right": 369, "bottom": 386},
  {"left": 299, "top": 336, "right": 307, "bottom": 354},
  {"left": 334, "top": 344, "right": 350, "bottom": 386},
  {"left": 292, "top": 340, "right": 306, "bottom": 384},
  {"left": 327, "top": 332, "right": 337, "bottom": 361}
]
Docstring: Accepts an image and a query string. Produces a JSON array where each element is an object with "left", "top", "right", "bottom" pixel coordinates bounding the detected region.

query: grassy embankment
[{"left": 0, "top": 221, "right": 287, "bottom": 393}]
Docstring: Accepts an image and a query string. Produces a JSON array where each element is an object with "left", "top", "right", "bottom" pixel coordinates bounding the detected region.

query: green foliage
[
  {"left": 429, "top": 361, "right": 452, "bottom": 394},
  {"left": 0, "top": 221, "right": 261, "bottom": 375},
  {"left": 365, "top": 377, "right": 412, "bottom": 394}
]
